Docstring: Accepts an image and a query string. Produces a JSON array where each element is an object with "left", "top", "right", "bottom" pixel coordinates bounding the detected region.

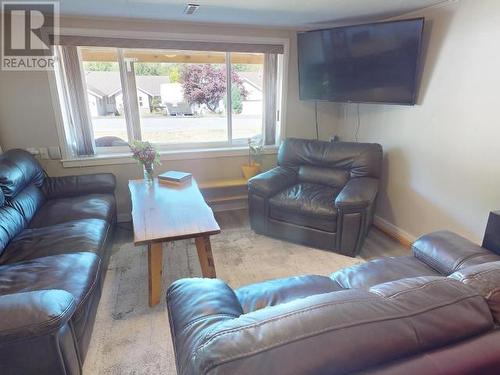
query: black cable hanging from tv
[
  {"left": 355, "top": 103, "right": 360, "bottom": 142},
  {"left": 315, "top": 101, "right": 319, "bottom": 140}
]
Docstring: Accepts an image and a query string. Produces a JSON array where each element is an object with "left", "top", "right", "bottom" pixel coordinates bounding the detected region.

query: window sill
[{"left": 61, "top": 145, "right": 278, "bottom": 168}]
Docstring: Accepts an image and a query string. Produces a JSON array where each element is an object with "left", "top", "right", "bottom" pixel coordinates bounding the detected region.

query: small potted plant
[
  {"left": 129, "top": 140, "right": 161, "bottom": 184},
  {"left": 242, "top": 138, "right": 263, "bottom": 180}
]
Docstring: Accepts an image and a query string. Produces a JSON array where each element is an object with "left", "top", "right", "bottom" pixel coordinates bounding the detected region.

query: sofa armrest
[
  {"left": 167, "top": 278, "right": 244, "bottom": 375},
  {"left": 335, "top": 177, "right": 379, "bottom": 211},
  {"left": 42, "top": 173, "right": 116, "bottom": 199},
  {"left": 248, "top": 167, "right": 297, "bottom": 198},
  {"left": 0, "top": 290, "right": 76, "bottom": 343},
  {"left": 0, "top": 290, "right": 81, "bottom": 375},
  {"left": 334, "top": 177, "right": 379, "bottom": 256},
  {"left": 412, "top": 231, "right": 500, "bottom": 275}
]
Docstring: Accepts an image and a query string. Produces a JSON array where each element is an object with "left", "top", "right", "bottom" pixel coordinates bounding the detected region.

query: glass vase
[{"left": 143, "top": 163, "right": 154, "bottom": 184}]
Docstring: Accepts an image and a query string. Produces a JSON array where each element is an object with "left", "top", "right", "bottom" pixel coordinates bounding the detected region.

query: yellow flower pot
[{"left": 241, "top": 163, "right": 261, "bottom": 180}]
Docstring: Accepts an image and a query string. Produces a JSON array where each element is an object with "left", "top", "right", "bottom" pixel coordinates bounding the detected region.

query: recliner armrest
[
  {"left": 42, "top": 173, "right": 116, "bottom": 199},
  {"left": 248, "top": 167, "right": 297, "bottom": 198},
  {"left": 412, "top": 231, "right": 500, "bottom": 275},
  {"left": 335, "top": 177, "right": 378, "bottom": 211},
  {"left": 0, "top": 290, "right": 76, "bottom": 343},
  {"left": 167, "top": 278, "right": 244, "bottom": 375}
]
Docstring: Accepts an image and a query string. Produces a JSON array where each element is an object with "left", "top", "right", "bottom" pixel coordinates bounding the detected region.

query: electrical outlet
[
  {"left": 48, "top": 146, "right": 62, "bottom": 160},
  {"left": 26, "top": 147, "right": 40, "bottom": 156},
  {"left": 38, "top": 147, "right": 50, "bottom": 160}
]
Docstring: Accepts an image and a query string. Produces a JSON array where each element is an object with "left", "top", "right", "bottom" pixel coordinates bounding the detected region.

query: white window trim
[
  {"left": 47, "top": 27, "right": 290, "bottom": 164},
  {"left": 95, "top": 139, "right": 249, "bottom": 155},
  {"left": 61, "top": 144, "right": 278, "bottom": 168}
]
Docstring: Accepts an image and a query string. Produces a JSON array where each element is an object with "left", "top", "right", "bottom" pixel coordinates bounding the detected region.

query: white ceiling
[{"left": 56, "top": 0, "right": 449, "bottom": 27}]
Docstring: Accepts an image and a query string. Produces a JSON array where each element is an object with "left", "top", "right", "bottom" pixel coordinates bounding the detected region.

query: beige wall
[
  {"left": 0, "top": 17, "right": 337, "bottom": 218},
  {"left": 333, "top": 0, "right": 500, "bottom": 242}
]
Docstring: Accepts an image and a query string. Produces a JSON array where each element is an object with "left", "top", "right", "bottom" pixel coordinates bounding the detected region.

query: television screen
[{"left": 297, "top": 18, "right": 424, "bottom": 104}]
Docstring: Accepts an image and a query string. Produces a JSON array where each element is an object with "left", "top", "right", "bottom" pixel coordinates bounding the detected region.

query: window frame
[
  {"left": 91, "top": 49, "right": 277, "bottom": 152},
  {"left": 48, "top": 28, "right": 289, "bottom": 161}
]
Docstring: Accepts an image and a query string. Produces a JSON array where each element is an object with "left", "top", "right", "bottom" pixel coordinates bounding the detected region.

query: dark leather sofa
[
  {"left": 167, "top": 228, "right": 500, "bottom": 374},
  {"left": 0, "top": 149, "right": 116, "bottom": 375},
  {"left": 248, "top": 138, "right": 383, "bottom": 256}
]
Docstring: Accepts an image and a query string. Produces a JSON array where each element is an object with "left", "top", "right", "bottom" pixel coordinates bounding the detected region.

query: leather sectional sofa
[
  {"left": 0, "top": 149, "right": 116, "bottom": 375},
  {"left": 167, "top": 229, "right": 500, "bottom": 374},
  {"left": 248, "top": 138, "right": 383, "bottom": 256}
]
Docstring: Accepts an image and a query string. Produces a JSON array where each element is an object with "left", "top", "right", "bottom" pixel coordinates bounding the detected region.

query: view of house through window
[
  {"left": 79, "top": 47, "right": 269, "bottom": 149},
  {"left": 128, "top": 49, "right": 228, "bottom": 144},
  {"left": 81, "top": 47, "right": 129, "bottom": 147}
]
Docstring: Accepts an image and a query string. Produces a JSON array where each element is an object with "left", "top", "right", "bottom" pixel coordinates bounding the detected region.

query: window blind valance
[{"left": 55, "top": 35, "right": 284, "bottom": 54}]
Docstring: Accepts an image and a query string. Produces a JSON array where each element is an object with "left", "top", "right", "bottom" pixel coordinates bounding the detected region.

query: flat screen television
[{"left": 297, "top": 18, "right": 425, "bottom": 105}]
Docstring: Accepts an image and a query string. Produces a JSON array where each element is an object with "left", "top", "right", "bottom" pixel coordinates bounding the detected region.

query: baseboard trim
[{"left": 373, "top": 216, "right": 416, "bottom": 249}]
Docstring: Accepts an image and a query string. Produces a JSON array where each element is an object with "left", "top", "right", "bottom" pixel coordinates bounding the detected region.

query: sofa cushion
[
  {"left": 449, "top": 261, "right": 500, "bottom": 324},
  {"left": 0, "top": 219, "right": 110, "bottom": 264},
  {"left": 0, "top": 252, "right": 99, "bottom": 305},
  {"left": 29, "top": 194, "right": 115, "bottom": 228},
  {"left": 6, "top": 183, "right": 46, "bottom": 224},
  {"left": 331, "top": 256, "right": 441, "bottom": 289},
  {"left": 297, "top": 165, "right": 349, "bottom": 188},
  {"left": 235, "top": 275, "right": 343, "bottom": 314},
  {"left": 269, "top": 183, "right": 339, "bottom": 232},
  {"left": 0, "top": 252, "right": 101, "bottom": 352},
  {"left": 0, "top": 149, "right": 45, "bottom": 199},
  {"left": 0, "top": 206, "right": 26, "bottom": 257}
]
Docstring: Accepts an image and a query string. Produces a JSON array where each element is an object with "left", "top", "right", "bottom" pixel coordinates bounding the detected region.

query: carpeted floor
[{"left": 83, "top": 226, "right": 365, "bottom": 375}]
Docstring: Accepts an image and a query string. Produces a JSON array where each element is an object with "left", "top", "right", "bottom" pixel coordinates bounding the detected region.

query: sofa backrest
[
  {"left": 277, "top": 138, "right": 382, "bottom": 188},
  {"left": 0, "top": 149, "right": 46, "bottom": 255},
  {"left": 0, "top": 149, "right": 45, "bottom": 198},
  {"left": 450, "top": 260, "right": 500, "bottom": 324},
  {"left": 0, "top": 188, "right": 24, "bottom": 253},
  {"left": 186, "top": 276, "right": 493, "bottom": 375}
]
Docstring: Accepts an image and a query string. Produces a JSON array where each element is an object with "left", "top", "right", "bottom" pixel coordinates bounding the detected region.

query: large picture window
[
  {"left": 55, "top": 39, "right": 284, "bottom": 157},
  {"left": 129, "top": 49, "right": 229, "bottom": 145}
]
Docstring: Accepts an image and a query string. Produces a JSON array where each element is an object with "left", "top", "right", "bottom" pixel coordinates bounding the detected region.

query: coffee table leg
[
  {"left": 148, "top": 242, "right": 163, "bottom": 307},
  {"left": 195, "top": 236, "right": 217, "bottom": 278}
]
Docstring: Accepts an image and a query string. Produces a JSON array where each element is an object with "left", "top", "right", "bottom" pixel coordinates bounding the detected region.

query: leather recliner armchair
[{"left": 248, "top": 138, "right": 383, "bottom": 256}]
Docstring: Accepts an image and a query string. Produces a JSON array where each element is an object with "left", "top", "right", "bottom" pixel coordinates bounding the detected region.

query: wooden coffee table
[{"left": 129, "top": 178, "right": 221, "bottom": 306}]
